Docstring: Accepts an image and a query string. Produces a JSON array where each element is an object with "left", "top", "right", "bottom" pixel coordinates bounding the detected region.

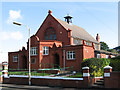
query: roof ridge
[{"left": 56, "top": 18, "right": 85, "bottom": 30}]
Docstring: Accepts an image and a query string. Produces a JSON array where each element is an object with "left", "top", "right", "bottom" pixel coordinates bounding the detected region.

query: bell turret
[{"left": 64, "top": 14, "right": 73, "bottom": 24}]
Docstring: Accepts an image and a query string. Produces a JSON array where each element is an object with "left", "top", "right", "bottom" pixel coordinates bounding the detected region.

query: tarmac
[{"left": 0, "top": 83, "right": 104, "bottom": 90}]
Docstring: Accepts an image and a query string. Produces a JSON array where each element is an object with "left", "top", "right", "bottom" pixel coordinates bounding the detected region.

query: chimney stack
[
  {"left": 96, "top": 33, "right": 100, "bottom": 43},
  {"left": 96, "top": 33, "right": 100, "bottom": 50}
]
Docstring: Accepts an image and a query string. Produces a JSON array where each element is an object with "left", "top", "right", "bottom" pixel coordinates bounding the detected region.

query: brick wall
[
  {"left": 83, "top": 45, "right": 94, "bottom": 59},
  {"left": 8, "top": 47, "right": 27, "bottom": 70},
  {"left": 104, "top": 66, "right": 120, "bottom": 88},
  {"left": 104, "top": 72, "right": 120, "bottom": 88},
  {"left": 3, "top": 75, "right": 89, "bottom": 88}
]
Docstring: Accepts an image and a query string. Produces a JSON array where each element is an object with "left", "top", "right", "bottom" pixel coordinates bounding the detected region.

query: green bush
[
  {"left": 81, "top": 58, "right": 110, "bottom": 77},
  {"left": 110, "top": 56, "right": 120, "bottom": 71}
]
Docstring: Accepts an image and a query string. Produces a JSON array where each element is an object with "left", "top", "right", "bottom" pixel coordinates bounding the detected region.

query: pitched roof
[
  {"left": 56, "top": 18, "right": 99, "bottom": 44},
  {"left": 95, "top": 50, "right": 118, "bottom": 55},
  {"left": 113, "top": 46, "right": 120, "bottom": 49}
]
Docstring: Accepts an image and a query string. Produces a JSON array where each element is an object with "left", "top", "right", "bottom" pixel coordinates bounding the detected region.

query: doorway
[
  {"left": 22, "top": 55, "right": 27, "bottom": 69},
  {"left": 54, "top": 53, "right": 60, "bottom": 68}
]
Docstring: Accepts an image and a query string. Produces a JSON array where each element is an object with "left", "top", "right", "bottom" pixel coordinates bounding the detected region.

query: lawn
[
  {"left": 66, "top": 72, "right": 83, "bottom": 78},
  {"left": 8, "top": 71, "right": 52, "bottom": 76}
]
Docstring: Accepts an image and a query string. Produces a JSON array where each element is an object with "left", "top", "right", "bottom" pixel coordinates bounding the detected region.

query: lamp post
[{"left": 13, "top": 21, "right": 31, "bottom": 86}]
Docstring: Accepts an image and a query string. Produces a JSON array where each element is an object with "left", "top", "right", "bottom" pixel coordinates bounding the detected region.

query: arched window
[{"left": 45, "top": 27, "right": 56, "bottom": 40}]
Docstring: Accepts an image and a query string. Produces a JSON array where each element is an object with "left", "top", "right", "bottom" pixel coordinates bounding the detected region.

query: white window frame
[
  {"left": 97, "top": 54, "right": 101, "bottom": 58},
  {"left": 13, "top": 55, "right": 18, "bottom": 62},
  {"left": 43, "top": 46, "right": 49, "bottom": 55},
  {"left": 67, "top": 51, "right": 75, "bottom": 60},
  {"left": 106, "top": 55, "right": 109, "bottom": 58},
  {"left": 31, "top": 47, "right": 38, "bottom": 56},
  {"left": 112, "top": 55, "right": 115, "bottom": 58}
]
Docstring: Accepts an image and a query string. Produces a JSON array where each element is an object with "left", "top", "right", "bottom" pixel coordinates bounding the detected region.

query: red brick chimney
[
  {"left": 96, "top": 33, "right": 100, "bottom": 43},
  {"left": 96, "top": 33, "right": 100, "bottom": 50}
]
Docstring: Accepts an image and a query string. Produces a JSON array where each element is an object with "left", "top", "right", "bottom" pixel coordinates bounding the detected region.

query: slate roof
[
  {"left": 95, "top": 50, "right": 118, "bottom": 55},
  {"left": 56, "top": 18, "right": 99, "bottom": 44},
  {"left": 113, "top": 46, "right": 120, "bottom": 49}
]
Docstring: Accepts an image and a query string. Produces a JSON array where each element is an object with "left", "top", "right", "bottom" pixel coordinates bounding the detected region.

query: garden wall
[
  {"left": 3, "top": 75, "right": 88, "bottom": 88},
  {"left": 104, "top": 72, "right": 120, "bottom": 88},
  {"left": 104, "top": 66, "right": 120, "bottom": 88},
  {"left": 2, "top": 66, "right": 91, "bottom": 88}
]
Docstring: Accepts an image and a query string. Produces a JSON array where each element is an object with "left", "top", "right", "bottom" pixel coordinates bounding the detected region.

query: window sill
[
  {"left": 31, "top": 55, "right": 37, "bottom": 56},
  {"left": 43, "top": 54, "right": 49, "bottom": 56},
  {"left": 13, "top": 61, "right": 18, "bottom": 63},
  {"left": 67, "top": 59, "right": 76, "bottom": 60}
]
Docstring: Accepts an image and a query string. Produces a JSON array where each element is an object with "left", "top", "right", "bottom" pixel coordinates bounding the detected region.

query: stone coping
[{"left": 6, "top": 75, "right": 83, "bottom": 80}]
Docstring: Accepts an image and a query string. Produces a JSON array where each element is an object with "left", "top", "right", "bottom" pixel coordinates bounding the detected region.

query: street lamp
[{"left": 13, "top": 21, "right": 31, "bottom": 86}]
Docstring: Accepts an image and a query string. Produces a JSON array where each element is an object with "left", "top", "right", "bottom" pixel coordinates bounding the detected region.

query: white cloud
[
  {"left": 0, "top": 31, "right": 23, "bottom": 40},
  {"left": 0, "top": 52, "right": 8, "bottom": 63},
  {"left": 10, "top": 31, "right": 23, "bottom": 40},
  {"left": 7, "top": 10, "right": 22, "bottom": 24}
]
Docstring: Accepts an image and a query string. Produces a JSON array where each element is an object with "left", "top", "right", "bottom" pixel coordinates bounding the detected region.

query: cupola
[{"left": 64, "top": 14, "right": 73, "bottom": 24}]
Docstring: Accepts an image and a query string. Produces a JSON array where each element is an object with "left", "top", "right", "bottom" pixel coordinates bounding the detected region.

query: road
[
  {"left": 0, "top": 83, "right": 86, "bottom": 90},
  {"left": 0, "top": 83, "right": 102, "bottom": 90}
]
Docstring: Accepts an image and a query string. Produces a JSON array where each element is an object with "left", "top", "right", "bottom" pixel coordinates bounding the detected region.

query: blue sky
[{"left": 0, "top": 1, "right": 118, "bottom": 63}]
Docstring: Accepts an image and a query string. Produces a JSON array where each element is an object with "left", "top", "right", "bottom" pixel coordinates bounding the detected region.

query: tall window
[
  {"left": 43, "top": 46, "right": 49, "bottom": 55},
  {"left": 31, "top": 47, "right": 38, "bottom": 56},
  {"left": 13, "top": 55, "right": 18, "bottom": 62},
  {"left": 45, "top": 27, "right": 56, "bottom": 40},
  {"left": 67, "top": 51, "right": 75, "bottom": 60}
]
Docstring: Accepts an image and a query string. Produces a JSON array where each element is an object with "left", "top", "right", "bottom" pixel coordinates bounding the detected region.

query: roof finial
[{"left": 48, "top": 10, "right": 52, "bottom": 14}]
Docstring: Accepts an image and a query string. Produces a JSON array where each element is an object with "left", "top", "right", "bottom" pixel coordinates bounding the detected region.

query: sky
[{"left": 0, "top": 1, "right": 119, "bottom": 63}]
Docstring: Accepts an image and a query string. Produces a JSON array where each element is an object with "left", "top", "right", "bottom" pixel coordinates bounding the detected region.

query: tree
[{"left": 100, "top": 41, "right": 109, "bottom": 51}]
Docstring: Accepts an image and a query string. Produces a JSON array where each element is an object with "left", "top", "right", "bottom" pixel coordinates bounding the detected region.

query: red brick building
[
  {"left": 9, "top": 10, "right": 113, "bottom": 71},
  {"left": 8, "top": 47, "right": 27, "bottom": 69}
]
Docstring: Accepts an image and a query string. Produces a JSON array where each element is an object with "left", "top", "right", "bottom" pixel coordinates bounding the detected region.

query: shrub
[
  {"left": 81, "top": 58, "right": 110, "bottom": 77},
  {"left": 110, "top": 56, "right": 120, "bottom": 71}
]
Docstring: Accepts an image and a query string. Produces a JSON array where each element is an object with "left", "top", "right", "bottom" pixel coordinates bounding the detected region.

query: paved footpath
[{"left": 0, "top": 83, "right": 100, "bottom": 90}]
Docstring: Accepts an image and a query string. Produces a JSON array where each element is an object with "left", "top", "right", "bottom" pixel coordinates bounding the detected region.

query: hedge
[
  {"left": 81, "top": 58, "right": 110, "bottom": 77},
  {"left": 110, "top": 56, "right": 120, "bottom": 71}
]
